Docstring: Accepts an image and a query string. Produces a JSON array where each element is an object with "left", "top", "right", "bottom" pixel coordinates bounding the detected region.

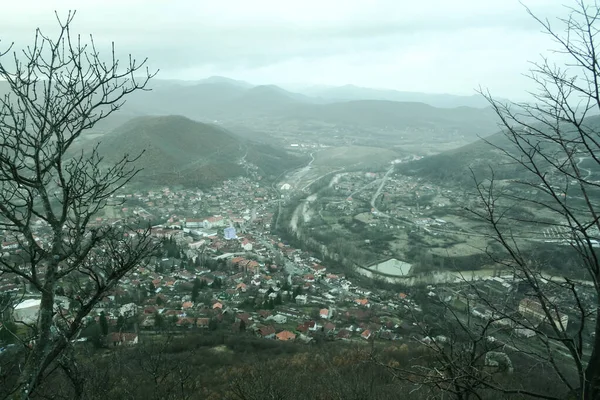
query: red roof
[{"left": 276, "top": 330, "right": 296, "bottom": 341}]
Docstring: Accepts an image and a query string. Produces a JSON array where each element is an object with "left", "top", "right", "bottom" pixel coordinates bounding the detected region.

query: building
[
  {"left": 268, "top": 314, "right": 287, "bottom": 324},
  {"left": 295, "top": 295, "right": 307, "bottom": 305},
  {"left": 13, "top": 299, "right": 41, "bottom": 325},
  {"left": 203, "top": 216, "right": 226, "bottom": 229},
  {"left": 224, "top": 226, "right": 237, "bottom": 240},
  {"left": 276, "top": 330, "right": 296, "bottom": 341},
  {"left": 184, "top": 218, "right": 203, "bottom": 229},
  {"left": 241, "top": 238, "right": 253, "bottom": 251},
  {"left": 258, "top": 325, "right": 276, "bottom": 339},
  {"left": 109, "top": 332, "right": 139, "bottom": 346},
  {"left": 519, "top": 298, "right": 569, "bottom": 330}
]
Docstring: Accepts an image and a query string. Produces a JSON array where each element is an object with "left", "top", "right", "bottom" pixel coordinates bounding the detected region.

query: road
[
  {"left": 577, "top": 156, "right": 592, "bottom": 180},
  {"left": 370, "top": 166, "right": 395, "bottom": 217}
]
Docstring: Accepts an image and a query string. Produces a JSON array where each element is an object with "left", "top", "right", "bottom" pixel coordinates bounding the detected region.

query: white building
[
  {"left": 268, "top": 314, "right": 287, "bottom": 324},
  {"left": 14, "top": 299, "right": 41, "bottom": 324},
  {"left": 519, "top": 298, "right": 569, "bottom": 330},
  {"left": 119, "top": 303, "right": 138, "bottom": 318},
  {"left": 295, "top": 295, "right": 308, "bottom": 305}
]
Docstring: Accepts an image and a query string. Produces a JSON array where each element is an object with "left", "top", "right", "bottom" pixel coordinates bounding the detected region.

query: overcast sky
[{"left": 1, "top": 0, "right": 569, "bottom": 99}]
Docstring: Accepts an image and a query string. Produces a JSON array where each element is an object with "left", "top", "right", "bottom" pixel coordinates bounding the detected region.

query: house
[
  {"left": 236, "top": 313, "right": 252, "bottom": 325},
  {"left": 355, "top": 298, "right": 369, "bottom": 307},
  {"left": 323, "top": 322, "right": 336, "bottom": 334},
  {"left": 212, "top": 302, "right": 223, "bottom": 310},
  {"left": 276, "top": 330, "right": 296, "bottom": 341},
  {"left": 336, "top": 329, "right": 351, "bottom": 340},
  {"left": 241, "top": 238, "right": 253, "bottom": 251},
  {"left": 236, "top": 283, "right": 248, "bottom": 292},
  {"left": 319, "top": 308, "right": 330, "bottom": 319},
  {"left": 361, "top": 330, "right": 372, "bottom": 340},
  {"left": 109, "top": 332, "right": 139, "bottom": 346},
  {"left": 176, "top": 317, "right": 196, "bottom": 328},
  {"left": 196, "top": 318, "right": 210, "bottom": 329},
  {"left": 258, "top": 325, "right": 276, "bottom": 339},
  {"left": 119, "top": 303, "right": 138, "bottom": 318},
  {"left": 141, "top": 315, "right": 155, "bottom": 328},
  {"left": 295, "top": 295, "right": 308, "bottom": 305},
  {"left": 267, "top": 314, "right": 287, "bottom": 324},
  {"left": 296, "top": 322, "right": 311, "bottom": 333},
  {"left": 519, "top": 298, "right": 569, "bottom": 330}
]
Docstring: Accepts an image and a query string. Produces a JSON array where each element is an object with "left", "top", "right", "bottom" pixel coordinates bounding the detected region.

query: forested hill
[{"left": 74, "top": 115, "right": 306, "bottom": 188}]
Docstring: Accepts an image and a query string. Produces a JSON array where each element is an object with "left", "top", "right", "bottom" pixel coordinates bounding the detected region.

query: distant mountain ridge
[
  {"left": 299, "top": 84, "right": 497, "bottom": 109},
  {"left": 112, "top": 79, "right": 501, "bottom": 143}
]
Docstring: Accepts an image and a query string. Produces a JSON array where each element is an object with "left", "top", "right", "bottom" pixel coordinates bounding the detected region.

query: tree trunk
[
  {"left": 19, "top": 283, "right": 56, "bottom": 396},
  {"left": 583, "top": 309, "right": 600, "bottom": 399},
  {"left": 19, "top": 240, "right": 60, "bottom": 397}
]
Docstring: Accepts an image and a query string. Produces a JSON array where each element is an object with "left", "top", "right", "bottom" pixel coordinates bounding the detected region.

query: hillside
[
  {"left": 287, "top": 100, "right": 499, "bottom": 137},
  {"left": 398, "top": 116, "right": 600, "bottom": 185},
  {"left": 77, "top": 115, "right": 305, "bottom": 188}
]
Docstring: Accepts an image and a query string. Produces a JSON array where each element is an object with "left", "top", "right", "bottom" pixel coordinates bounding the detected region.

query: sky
[{"left": 0, "top": 0, "right": 570, "bottom": 99}]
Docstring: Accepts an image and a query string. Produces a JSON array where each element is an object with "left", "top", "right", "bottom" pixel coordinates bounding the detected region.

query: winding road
[{"left": 577, "top": 156, "right": 592, "bottom": 180}]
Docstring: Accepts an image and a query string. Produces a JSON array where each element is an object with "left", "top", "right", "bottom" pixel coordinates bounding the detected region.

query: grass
[{"left": 313, "top": 146, "right": 400, "bottom": 168}]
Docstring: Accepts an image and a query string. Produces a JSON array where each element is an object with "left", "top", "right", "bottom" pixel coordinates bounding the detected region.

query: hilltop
[
  {"left": 397, "top": 115, "right": 600, "bottom": 186},
  {"left": 77, "top": 115, "right": 305, "bottom": 188}
]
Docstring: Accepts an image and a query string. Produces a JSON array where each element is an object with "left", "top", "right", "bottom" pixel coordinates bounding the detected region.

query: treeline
[{"left": 2, "top": 331, "right": 571, "bottom": 399}]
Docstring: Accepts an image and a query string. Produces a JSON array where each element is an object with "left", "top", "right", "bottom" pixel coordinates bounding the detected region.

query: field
[{"left": 312, "top": 146, "right": 401, "bottom": 168}]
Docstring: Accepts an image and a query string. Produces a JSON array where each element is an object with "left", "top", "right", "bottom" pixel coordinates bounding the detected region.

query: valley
[{"left": 4, "top": 3, "right": 600, "bottom": 399}]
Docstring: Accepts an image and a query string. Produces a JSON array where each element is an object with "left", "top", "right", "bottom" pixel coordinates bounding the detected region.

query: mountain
[
  {"left": 225, "top": 85, "right": 310, "bottom": 114},
  {"left": 285, "top": 100, "right": 499, "bottom": 136},
  {"left": 78, "top": 115, "right": 305, "bottom": 188},
  {"left": 397, "top": 116, "right": 600, "bottom": 185},
  {"left": 198, "top": 76, "right": 253, "bottom": 89},
  {"left": 118, "top": 80, "right": 499, "bottom": 142},
  {"left": 300, "top": 84, "right": 496, "bottom": 109}
]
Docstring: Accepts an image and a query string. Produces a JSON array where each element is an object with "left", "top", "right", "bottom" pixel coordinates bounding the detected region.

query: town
[{"left": 2, "top": 169, "right": 595, "bottom": 359}]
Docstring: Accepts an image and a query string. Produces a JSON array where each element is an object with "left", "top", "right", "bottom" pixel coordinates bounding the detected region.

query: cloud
[{"left": 0, "top": 0, "right": 568, "bottom": 97}]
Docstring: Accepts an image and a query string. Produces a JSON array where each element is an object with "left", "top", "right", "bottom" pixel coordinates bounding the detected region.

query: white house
[
  {"left": 241, "top": 238, "right": 253, "bottom": 251},
  {"left": 119, "top": 303, "right": 137, "bottom": 318},
  {"left": 295, "top": 295, "right": 308, "bottom": 305},
  {"left": 268, "top": 314, "right": 287, "bottom": 324},
  {"left": 14, "top": 299, "right": 41, "bottom": 324}
]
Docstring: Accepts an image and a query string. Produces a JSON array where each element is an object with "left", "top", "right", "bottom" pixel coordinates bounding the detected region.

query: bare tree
[
  {"left": 0, "top": 11, "right": 156, "bottom": 397},
  {"left": 473, "top": 1, "right": 600, "bottom": 398},
  {"left": 387, "top": 1, "right": 600, "bottom": 399}
]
